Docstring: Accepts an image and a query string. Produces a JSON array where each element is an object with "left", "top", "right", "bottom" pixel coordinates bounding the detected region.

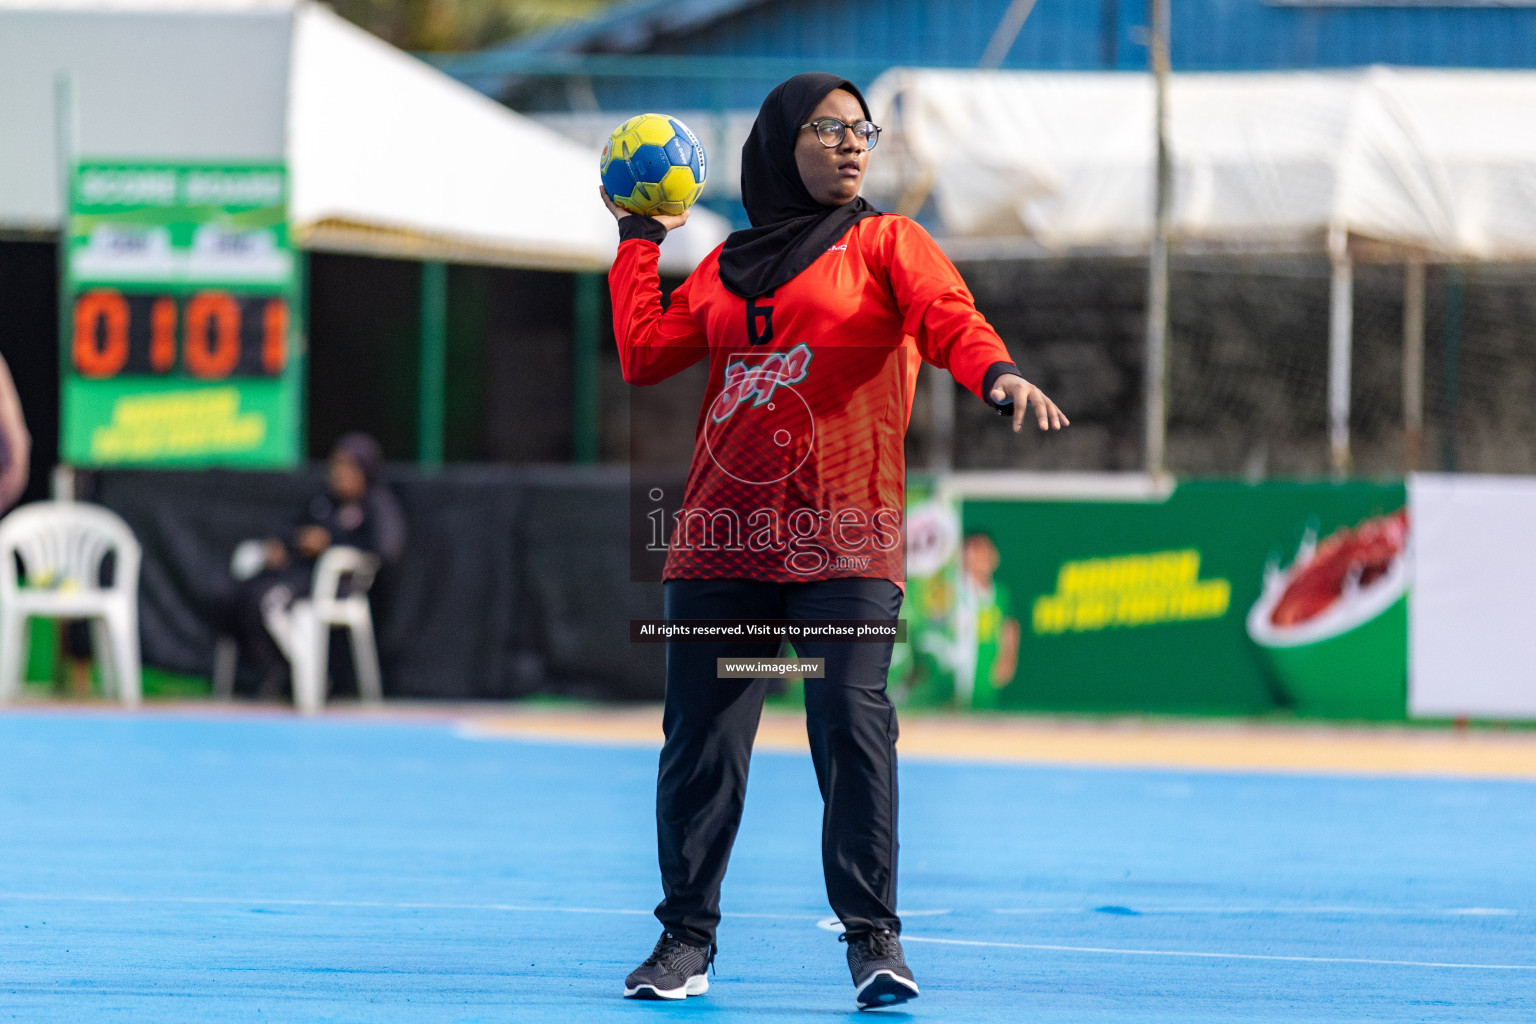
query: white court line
[
  {"left": 0, "top": 892, "right": 785, "bottom": 920},
  {"left": 995, "top": 906, "right": 1520, "bottom": 917},
  {"left": 815, "top": 912, "right": 949, "bottom": 932},
  {"left": 0, "top": 892, "right": 951, "bottom": 921},
  {"left": 1, "top": 893, "right": 1527, "bottom": 971},
  {"left": 0, "top": 892, "right": 638, "bottom": 914},
  {"left": 0, "top": 892, "right": 951, "bottom": 924},
  {"left": 902, "top": 935, "right": 1536, "bottom": 971}
]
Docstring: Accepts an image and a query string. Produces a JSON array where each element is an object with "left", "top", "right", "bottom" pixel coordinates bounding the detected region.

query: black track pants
[{"left": 654, "top": 578, "right": 903, "bottom": 948}]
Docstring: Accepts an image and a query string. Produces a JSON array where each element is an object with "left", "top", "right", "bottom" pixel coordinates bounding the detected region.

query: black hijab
[{"left": 717, "top": 73, "right": 882, "bottom": 299}]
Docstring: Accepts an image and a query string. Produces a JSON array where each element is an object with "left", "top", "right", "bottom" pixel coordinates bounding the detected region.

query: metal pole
[
  {"left": 573, "top": 271, "right": 600, "bottom": 464},
  {"left": 710, "top": 76, "right": 730, "bottom": 181},
  {"left": 927, "top": 365, "right": 955, "bottom": 473},
  {"left": 1402, "top": 256, "right": 1425, "bottom": 472},
  {"left": 54, "top": 71, "right": 79, "bottom": 499},
  {"left": 1143, "top": 0, "right": 1172, "bottom": 476},
  {"left": 980, "top": 0, "right": 1040, "bottom": 68},
  {"left": 295, "top": 248, "right": 310, "bottom": 463},
  {"left": 418, "top": 260, "right": 447, "bottom": 469},
  {"left": 1101, "top": 0, "right": 1123, "bottom": 69},
  {"left": 1327, "top": 244, "right": 1354, "bottom": 479},
  {"left": 1440, "top": 267, "right": 1464, "bottom": 472},
  {"left": 52, "top": 72, "right": 78, "bottom": 692},
  {"left": 54, "top": 72, "right": 75, "bottom": 227}
]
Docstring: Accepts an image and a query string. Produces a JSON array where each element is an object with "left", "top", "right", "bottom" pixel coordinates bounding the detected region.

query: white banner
[{"left": 1408, "top": 473, "right": 1536, "bottom": 719}]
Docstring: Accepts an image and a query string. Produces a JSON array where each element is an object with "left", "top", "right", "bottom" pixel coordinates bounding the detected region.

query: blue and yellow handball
[{"left": 600, "top": 113, "right": 707, "bottom": 217}]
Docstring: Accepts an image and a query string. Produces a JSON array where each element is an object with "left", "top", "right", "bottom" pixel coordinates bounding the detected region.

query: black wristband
[
  {"left": 618, "top": 215, "right": 668, "bottom": 244},
  {"left": 982, "top": 361, "right": 1023, "bottom": 414}
]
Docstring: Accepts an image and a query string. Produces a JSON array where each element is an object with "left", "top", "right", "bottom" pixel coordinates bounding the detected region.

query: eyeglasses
[{"left": 799, "top": 118, "right": 882, "bottom": 150}]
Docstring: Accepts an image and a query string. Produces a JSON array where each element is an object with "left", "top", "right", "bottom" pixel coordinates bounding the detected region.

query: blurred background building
[
  {"left": 3, "top": 0, "right": 1535, "bottom": 709},
  {"left": 7, "top": 0, "right": 1536, "bottom": 493},
  {"left": 436, "top": 0, "right": 1536, "bottom": 481}
]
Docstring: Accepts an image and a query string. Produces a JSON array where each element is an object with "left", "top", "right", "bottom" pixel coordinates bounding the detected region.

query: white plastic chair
[
  {"left": 213, "top": 544, "right": 383, "bottom": 715},
  {"left": 0, "top": 501, "right": 142, "bottom": 706}
]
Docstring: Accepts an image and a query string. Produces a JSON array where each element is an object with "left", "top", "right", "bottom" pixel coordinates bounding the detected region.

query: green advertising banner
[
  {"left": 61, "top": 161, "right": 302, "bottom": 467},
  {"left": 894, "top": 480, "right": 1409, "bottom": 719},
  {"left": 889, "top": 480, "right": 963, "bottom": 707}
]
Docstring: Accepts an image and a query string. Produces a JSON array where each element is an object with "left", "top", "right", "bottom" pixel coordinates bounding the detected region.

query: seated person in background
[{"left": 229, "top": 432, "right": 406, "bottom": 697}]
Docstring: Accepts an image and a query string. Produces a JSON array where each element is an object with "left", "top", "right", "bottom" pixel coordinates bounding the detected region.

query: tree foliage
[{"left": 326, "top": 0, "right": 620, "bottom": 53}]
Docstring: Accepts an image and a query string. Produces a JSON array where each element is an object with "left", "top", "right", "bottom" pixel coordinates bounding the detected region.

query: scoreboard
[
  {"left": 61, "top": 162, "right": 302, "bottom": 467},
  {"left": 72, "top": 290, "right": 289, "bottom": 379}
]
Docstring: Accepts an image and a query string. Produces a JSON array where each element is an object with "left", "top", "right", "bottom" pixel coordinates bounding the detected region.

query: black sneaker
[
  {"left": 842, "top": 928, "right": 920, "bottom": 1010},
  {"left": 623, "top": 930, "right": 714, "bottom": 1000}
]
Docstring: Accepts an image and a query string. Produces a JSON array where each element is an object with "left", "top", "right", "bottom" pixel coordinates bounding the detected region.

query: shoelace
[
  {"left": 647, "top": 932, "right": 717, "bottom": 975},
  {"left": 840, "top": 928, "right": 902, "bottom": 959}
]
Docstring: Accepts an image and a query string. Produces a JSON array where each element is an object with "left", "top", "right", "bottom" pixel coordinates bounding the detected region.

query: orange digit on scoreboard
[
  {"left": 184, "top": 291, "right": 242, "bottom": 379},
  {"left": 73, "top": 289, "right": 130, "bottom": 378},
  {"left": 150, "top": 297, "right": 178, "bottom": 372},
  {"left": 262, "top": 298, "right": 288, "bottom": 373}
]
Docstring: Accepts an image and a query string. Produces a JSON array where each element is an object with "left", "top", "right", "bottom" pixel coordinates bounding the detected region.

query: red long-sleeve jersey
[{"left": 611, "top": 213, "right": 1013, "bottom": 583}]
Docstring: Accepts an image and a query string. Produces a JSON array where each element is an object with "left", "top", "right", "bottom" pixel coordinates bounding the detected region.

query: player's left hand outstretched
[{"left": 991, "top": 373, "right": 1069, "bottom": 433}]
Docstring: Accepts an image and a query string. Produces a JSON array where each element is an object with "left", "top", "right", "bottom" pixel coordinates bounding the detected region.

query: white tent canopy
[
  {"left": 0, "top": 0, "right": 726, "bottom": 273},
  {"left": 866, "top": 66, "right": 1536, "bottom": 476},
  {"left": 865, "top": 67, "right": 1536, "bottom": 262}
]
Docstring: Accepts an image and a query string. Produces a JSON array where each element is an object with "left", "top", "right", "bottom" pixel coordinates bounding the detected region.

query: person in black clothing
[{"left": 228, "top": 433, "right": 405, "bottom": 697}]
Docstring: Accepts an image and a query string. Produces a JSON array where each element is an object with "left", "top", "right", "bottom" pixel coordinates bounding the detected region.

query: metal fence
[{"left": 934, "top": 256, "right": 1536, "bottom": 478}]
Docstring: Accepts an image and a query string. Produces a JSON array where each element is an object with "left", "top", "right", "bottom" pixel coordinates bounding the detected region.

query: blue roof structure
[{"left": 442, "top": 0, "right": 1536, "bottom": 110}]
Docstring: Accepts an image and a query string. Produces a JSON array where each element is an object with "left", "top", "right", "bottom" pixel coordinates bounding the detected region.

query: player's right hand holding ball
[{"left": 600, "top": 187, "right": 691, "bottom": 233}]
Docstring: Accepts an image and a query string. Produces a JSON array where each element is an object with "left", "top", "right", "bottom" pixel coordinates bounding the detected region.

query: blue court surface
[{"left": 0, "top": 710, "right": 1531, "bottom": 1023}]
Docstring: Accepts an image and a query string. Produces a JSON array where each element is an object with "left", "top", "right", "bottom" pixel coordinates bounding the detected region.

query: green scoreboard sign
[{"left": 61, "top": 161, "right": 302, "bottom": 467}]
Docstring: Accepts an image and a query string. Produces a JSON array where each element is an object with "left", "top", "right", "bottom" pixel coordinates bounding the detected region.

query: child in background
[{"left": 954, "top": 531, "right": 1021, "bottom": 711}]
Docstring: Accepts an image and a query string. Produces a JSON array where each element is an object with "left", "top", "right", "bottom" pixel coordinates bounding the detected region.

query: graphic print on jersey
[
  {"left": 710, "top": 343, "right": 812, "bottom": 422},
  {"left": 705, "top": 343, "right": 815, "bottom": 486}
]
